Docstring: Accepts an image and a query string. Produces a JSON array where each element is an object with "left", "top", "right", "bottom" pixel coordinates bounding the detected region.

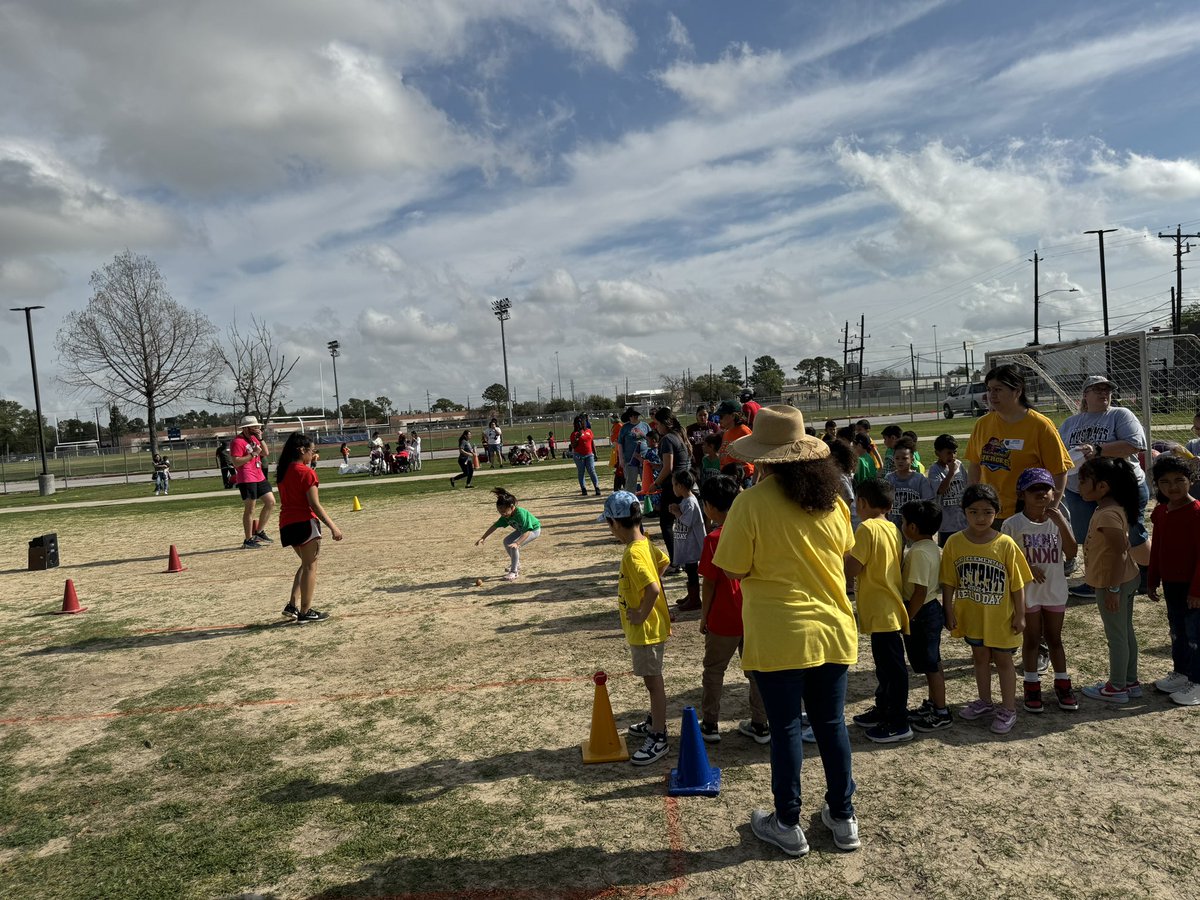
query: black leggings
[
  {"left": 658, "top": 500, "right": 675, "bottom": 564},
  {"left": 452, "top": 459, "right": 474, "bottom": 486}
]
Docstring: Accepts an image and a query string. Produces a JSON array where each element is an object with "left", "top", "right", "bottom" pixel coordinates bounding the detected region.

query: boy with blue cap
[{"left": 605, "top": 490, "right": 673, "bottom": 765}]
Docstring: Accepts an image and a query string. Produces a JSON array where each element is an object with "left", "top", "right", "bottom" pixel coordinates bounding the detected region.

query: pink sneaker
[
  {"left": 959, "top": 698, "right": 995, "bottom": 720},
  {"left": 989, "top": 707, "right": 1017, "bottom": 734}
]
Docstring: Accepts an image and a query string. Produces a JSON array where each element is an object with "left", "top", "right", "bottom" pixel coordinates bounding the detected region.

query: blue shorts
[
  {"left": 963, "top": 636, "right": 1018, "bottom": 653},
  {"left": 903, "top": 601, "right": 944, "bottom": 674}
]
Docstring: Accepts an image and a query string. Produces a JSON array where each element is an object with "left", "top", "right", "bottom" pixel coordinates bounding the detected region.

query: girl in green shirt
[{"left": 476, "top": 488, "right": 543, "bottom": 581}]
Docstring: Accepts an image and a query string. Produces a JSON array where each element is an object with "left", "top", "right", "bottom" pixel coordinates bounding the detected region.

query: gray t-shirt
[
  {"left": 1059, "top": 408, "right": 1146, "bottom": 488},
  {"left": 671, "top": 493, "right": 707, "bottom": 566},
  {"left": 927, "top": 461, "right": 968, "bottom": 534}
]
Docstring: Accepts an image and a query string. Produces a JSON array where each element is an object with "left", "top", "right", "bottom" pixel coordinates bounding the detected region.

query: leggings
[
  {"left": 504, "top": 528, "right": 540, "bottom": 572},
  {"left": 452, "top": 459, "right": 474, "bottom": 486},
  {"left": 1098, "top": 573, "right": 1141, "bottom": 689}
]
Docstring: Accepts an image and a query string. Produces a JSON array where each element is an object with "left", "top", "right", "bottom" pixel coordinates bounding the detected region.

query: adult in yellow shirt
[
  {"left": 714, "top": 405, "right": 861, "bottom": 858},
  {"left": 966, "top": 364, "right": 1072, "bottom": 521}
]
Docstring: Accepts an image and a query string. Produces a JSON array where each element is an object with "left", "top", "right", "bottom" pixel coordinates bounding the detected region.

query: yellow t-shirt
[
  {"left": 966, "top": 409, "right": 1073, "bottom": 519},
  {"left": 939, "top": 532, "right": 1033, "bottom": 650},
  {"left": 712, "top": 475, "right": 858, "bottom": 672},
  {"left": 903, "top": 538, "right": 942, "bottom": 608},
  {"left": 850, "top": 518, "right": 908, "bottom": 634},
  {"left": 618, "top": 538, "right": 672, "bottom": 646}
]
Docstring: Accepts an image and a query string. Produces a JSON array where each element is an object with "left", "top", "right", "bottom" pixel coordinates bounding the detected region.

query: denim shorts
[
  {"left": 903, "top": 601, "right": 944, "bottom": 674},
  {"left": 963, "top": 636, "right": 1017, "bottom": 653}
]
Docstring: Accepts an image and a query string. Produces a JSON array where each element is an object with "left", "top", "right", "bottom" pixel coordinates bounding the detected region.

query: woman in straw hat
[{"left": 712, "top": 404, "right": 861, "bottom": 857}]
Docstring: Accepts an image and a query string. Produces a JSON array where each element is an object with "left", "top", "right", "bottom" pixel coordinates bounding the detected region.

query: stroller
[
  {"left": 368, "top": 447, "right": 388, "bottom": 476},
  {"left": 389, "top": 449, "right": 411, "bottom": 473}
]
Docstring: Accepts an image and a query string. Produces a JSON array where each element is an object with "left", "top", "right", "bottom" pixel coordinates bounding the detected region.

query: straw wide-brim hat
[{"left": 727, "top": 404, "right": 829, "bottom": 463}]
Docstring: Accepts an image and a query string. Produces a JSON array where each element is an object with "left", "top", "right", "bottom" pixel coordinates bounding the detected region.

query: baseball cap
[
  {"left": 603, "top": 490, "right": 641, "bottom": 520},
  {"left": 1081, "top": 375, "right": 1117, "bottom": 393},
  {"left": 715, "top": 400, "right": 740, "bottom": 417},
  {"left": 1016, "top": 467, "right": 1055, "bottom": 492}
]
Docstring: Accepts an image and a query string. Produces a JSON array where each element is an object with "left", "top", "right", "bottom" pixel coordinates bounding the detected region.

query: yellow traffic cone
[
  {"left": 352, "top": 496, "right": 362, "bottom": 511},
  {"left": 581, "top": 671, "right": 629, "bottom": 763}
]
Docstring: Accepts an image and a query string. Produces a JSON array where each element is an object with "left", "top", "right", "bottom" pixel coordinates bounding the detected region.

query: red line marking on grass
[{"left": 0, "top": 672, "right": 635, "bottom": 727}]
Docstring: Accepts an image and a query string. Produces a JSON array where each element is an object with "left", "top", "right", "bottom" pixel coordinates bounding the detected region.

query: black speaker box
[{"left": 28, "top": 533, "right": 59, "bottom": 570}]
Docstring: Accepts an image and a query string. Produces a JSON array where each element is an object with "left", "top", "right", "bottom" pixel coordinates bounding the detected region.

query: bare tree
[
  {"left": 56, "top": 251, "right": 219, "bottom": 455},
  {"left": 209, "top": 316, "right": 298, "bottom": 425}
]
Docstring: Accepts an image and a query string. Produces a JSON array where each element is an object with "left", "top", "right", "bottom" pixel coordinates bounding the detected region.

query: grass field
[{"left": 1, "top": 467, "right": 1198, "bottom": 899}]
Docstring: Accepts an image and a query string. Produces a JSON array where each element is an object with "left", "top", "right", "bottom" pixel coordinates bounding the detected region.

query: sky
[{"left": 3, "top": 0, "right": 1200, "bottom": 420}]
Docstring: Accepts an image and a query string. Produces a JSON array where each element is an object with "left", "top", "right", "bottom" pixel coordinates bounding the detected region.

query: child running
[
  {"left": 475, "top": 488, "right": 542, "bottom": 581},
  {"left": 669, "top": 470, "right": 706, "bottom": 611},
  {"left": 276, "top": 432, "right": 343, "bottom": 623},
  {"left": 696, "top": 475, "right": 770, "bottom": 744},
  {"left": 899, "top": 500, "right": 951, "bottom": 732},
  {"left": 1001, "top": 469, "right": 1079, "bottom": 713},
  {"left": 1078, "top": 458, "right": 1144, "bottom": 703},
  {"left": 1147, "top": 456, "right": 1200, "bottom": 705},
  {"left": 605, "top": 491, "right": 673, "bottom": 765},
  {"left": 927, "top": 434, "right": 967, "bottom": 546},
  {"left": 846, "top": 478, "right": 911, "bottom": 743},
  {"left": 941, "top": 484, "right": 1032, "bottom": 734}
]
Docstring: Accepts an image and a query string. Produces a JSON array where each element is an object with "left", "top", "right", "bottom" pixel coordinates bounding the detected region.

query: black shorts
[
  {"left": 238, "top": 481, "right": 272, "bottom": 501},
  {"left": 904, "top": 601, "right": 945, "bottom": 675},
  {"left": 280, "top": 519, "right": 321, "bottom": 547}
]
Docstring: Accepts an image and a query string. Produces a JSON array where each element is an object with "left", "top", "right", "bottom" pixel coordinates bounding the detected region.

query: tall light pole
[
  {"left": 491, "top": 297, "right": 513, "bottom": 425},
  {"left": 11, "top": 305, "right": 54, "bottom": 495},
  {"left": 1029, "top": 251, "right": 1079, "bottom": 345},
  {"left": 555, "top": 350, "right": 562, "bottom": 400},
  {"left": 932, "top": 325, "right": 940, "bottom": 379},
  {"left": 327, "top": 340, "right": 343, "bottom": 434}
]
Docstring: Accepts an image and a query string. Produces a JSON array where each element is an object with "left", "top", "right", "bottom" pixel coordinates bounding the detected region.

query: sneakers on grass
[
  {"left": 1169, "top": 682, "right": 1200, "bottom": 706},
  {"left": 627, "top": 715, "right": 653, "bottom": 737},
  {"left": 959, "top": 698, "right": 995, "bottom": 720},
  {"left": 1156, "top": 671, "right": 1190, "bottom": 694},
  {"left": 820, "top": 803, "right": 861, "bottom": 851},
  {"left": 700, "top": 722, "right": 720, "bottom": 743},
  {"left": 865, "top": 723, "right": 913, "bottom": 744},
  {"left": 630, "top": 733, "right": 668, "bottom": 766},
  {"left": 281, "top": 603, "right": 298, "bottom": 621},
  {"left": 295, "top": 608, "right": 329, "bottom": 623},
  {"left": 1082, "top": 681, "right": 1128, "bottom": 704},
  {"left": 750, "top": 810, "right": 809, "bottom": 857},
  {"left": 737, "top": 720, "right": 771, "bottom": 744}
]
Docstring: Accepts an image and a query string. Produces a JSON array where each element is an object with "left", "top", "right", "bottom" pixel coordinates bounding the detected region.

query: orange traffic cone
[
  {"left": 164, "top": 545, "right": 187, "bottom": 573},
  {"left": 581, "top": 671, "right": 629, "bottom": 764},
  {"left": 55, "top": 579, "right": 88, "bottom": 615}
]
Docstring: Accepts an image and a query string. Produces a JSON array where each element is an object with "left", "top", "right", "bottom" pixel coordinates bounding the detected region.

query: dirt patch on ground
[{"left": 1, "top": 483, "right": 1198, "bottom": 899}]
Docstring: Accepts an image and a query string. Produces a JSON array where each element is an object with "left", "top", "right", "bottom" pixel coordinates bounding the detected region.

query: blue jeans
[
  {"left": 1063, "top": 480, "right": 1149, "bottom": 547},
  {"left": 573, "top": 453, "right": 599, "bottom": 491},
  {"left": 751, "top": 664, "right": 855, "bottom": 827},
  {"left": 1163, "top": 582, "right": 1200, "bottom": 682}
]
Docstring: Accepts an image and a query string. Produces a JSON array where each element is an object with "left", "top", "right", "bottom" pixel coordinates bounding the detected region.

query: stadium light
[
  {"left": 327, "top": 340, "right": 343, "bottom": 433},
  {"left": 491, "top": 298, "right": 513, "bottom": 426}
]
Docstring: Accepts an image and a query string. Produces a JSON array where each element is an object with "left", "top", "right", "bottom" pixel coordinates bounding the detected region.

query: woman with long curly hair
[{"left": 712, "top": 405, "right": 861, "bottom": 858}]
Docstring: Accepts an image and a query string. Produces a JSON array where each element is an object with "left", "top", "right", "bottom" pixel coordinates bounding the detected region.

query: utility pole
[
  {"left": 962, "top": 341, "right": 970, "bottom": 384},
  {"left": 1158, "top": 225, "right": 1197, "bottom": 333},
  {"left": 1084, "top": 228, "right": 1118, "bottom": 335},
  {"left": 744, "top": 355, "right": 749, "bottom": 387},
  {"left": 841, "top": 321, "right": 851, "bottom": 410},
  {"left": 857, "top": 315, "right": 868, "bottom": 400},
  {"left": 570, "top": 379, "right": 576, "bottom": 407},
  {"left": 555, "top": 350, "right": 562, "bottom": 400},
  {"left": 932, "top": 324, "right": 940, "bottom": 378},
  {"left": 1030, "top": 251, "right": 1041, "bottom": 345},
  {"left": 1057, "top": 322, "right": 1062, "bottom": 342}
]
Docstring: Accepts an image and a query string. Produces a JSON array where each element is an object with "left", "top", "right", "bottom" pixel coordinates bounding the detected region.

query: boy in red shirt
[
  {"left": 697, "top": 474, "right": 770, "bottom": 743},
  {"left": 1147, "top": 456, "right": 1200, "bottom": 705}
]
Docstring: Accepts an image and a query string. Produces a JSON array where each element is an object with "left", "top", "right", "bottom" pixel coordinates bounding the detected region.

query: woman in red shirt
[
  {"left": 276, "top": 432, "right": 343, "bottom": 623},
  {"left": 569, "top": 414, "right": 601, "bottom": 497}
]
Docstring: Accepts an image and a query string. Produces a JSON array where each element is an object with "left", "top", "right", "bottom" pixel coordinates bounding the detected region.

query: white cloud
[
  {"left": 657, "top": 43, "right": 791, "bottom": 113},
  {"left": 665, "top": 13, "right": 693, "bottom": 54},
  {"left": 1089, "top": 151, "right": 1200, "bottom": 200},
  {"left": 358, "top": 306, "right": 459, "bottom": 345}
]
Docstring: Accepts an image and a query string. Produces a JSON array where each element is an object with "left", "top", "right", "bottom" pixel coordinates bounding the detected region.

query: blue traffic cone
[{"left": 668, "top": 706, "right": 721, "bottom": 797}]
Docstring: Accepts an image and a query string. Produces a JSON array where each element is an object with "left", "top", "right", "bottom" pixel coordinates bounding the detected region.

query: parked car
[{"left": 943, "top": 382, "right": 988, "bottom": 418}]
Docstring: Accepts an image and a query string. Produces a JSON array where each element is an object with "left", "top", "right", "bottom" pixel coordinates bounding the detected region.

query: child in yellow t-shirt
[
  {"left": 605, "top": 491, "right": 672, "bottom": 766},
  {"left": 845, "top": 478, "right": 911, "bottom": 744},
  {"left": 940, "top": 483, "right": 1033, "bottom": 736}
]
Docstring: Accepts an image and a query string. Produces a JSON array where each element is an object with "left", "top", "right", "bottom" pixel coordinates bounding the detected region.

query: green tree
[
  {"left": 431, "top": 397, "right": 464, "bottom": 412},
  {"left": 720, "top": 364, "right": 744, "bottom": 386},
  {"left": 692, "top": 373, "right": 738, "bottom": 403},
  {"left": 482, "top": 383, "right": 509, "bottom": 411},
  {"left": 340, "top": 397, "right": 386, "bottom": 423},
  {"left": 793, "top": 356, "right": 844, "bottom": 391},
  {"left": 374, "top": 396, "right": 394, "bottom": 417},
  {"left": 545, "top": 397, "right": 574, "bottom": 414},
  {"left": 1182, "top": 302, "right": 1200, "bottom": 336},
  {"left": 108, "top": 404, "right": 130, "bottom": 444},
  {"left": 583, "top": 394, "right": 615, "bottom": 411},
  {"left": 751, "top": 355, "right": 786, "bottom": 396},
  {"left": 58, "top": 418, "right": 95, "bottom": 442},
  {"left": 56, "top": 250, "right": 219, "bottom": 454},
  {"left": 0, "top": 399, "right": 48, "bottom": 454}
]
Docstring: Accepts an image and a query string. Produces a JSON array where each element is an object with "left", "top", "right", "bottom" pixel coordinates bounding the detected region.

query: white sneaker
[
  {"left": 1156, "top": 671, "right": 1190, "bottom": 694},
  {"left": 1169, "top": 682, "right": 1200, "bottom": 706},
  {"left": 750, "top": 810, "right": 809, "bottom": 857},
  {"left": 820, "top": 802, "right": 861, "bottom": 851}
]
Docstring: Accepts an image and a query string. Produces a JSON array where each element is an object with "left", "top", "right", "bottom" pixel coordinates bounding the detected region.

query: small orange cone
[
  {"left": 581, "top": 671, "right": 629, "bottom": 764},
  {"left": 55, "top": 579, "right": 87, "bottom": 615},
  {"left": 352, "top": 496, "right": 362, "bottom": 511},
  {"left": 164, "top": 545, "right": 187, "bottom": 573}
]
